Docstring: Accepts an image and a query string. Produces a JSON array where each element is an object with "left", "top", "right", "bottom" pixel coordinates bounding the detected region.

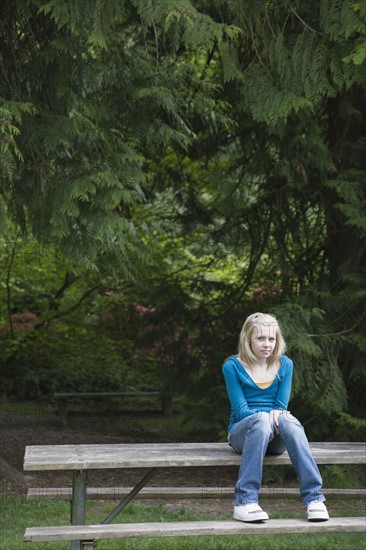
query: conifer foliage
[{"left": 0, "top": 0, "right": 365, "bottom": 434}]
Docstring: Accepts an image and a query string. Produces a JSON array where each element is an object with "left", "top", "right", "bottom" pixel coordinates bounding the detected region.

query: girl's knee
[
  {"left": 278, "top": 412, "right": 304, "bottom": 434},
  {"left": 251, "top": 412, "right": 272, "bottom": 435}
]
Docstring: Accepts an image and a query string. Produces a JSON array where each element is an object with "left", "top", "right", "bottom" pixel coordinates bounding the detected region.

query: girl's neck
[
  {"left": 253, "top": 359, "right": 268, "bottom": 368},
  {"left": 237, "top": 355, "right": 268, "bottom": 369}
]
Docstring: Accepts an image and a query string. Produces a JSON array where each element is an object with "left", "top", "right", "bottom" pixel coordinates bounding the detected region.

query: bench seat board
[
  {"left": 23, "top": 442, "right": 366, "bottom": 471},
  {"left": 53, "top": 392, "right": 168, "bottom": 398},
  {"left": 26, "top": 487, "right": 366, "bottom": 501},
  {"left": 23, "top": 517, "right": 366, "bottom": 542}
]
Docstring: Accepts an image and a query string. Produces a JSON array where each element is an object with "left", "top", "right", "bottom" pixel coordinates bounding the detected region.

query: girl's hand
[{"left": 272, "top": 409, "right": 286, "bottom": 434}]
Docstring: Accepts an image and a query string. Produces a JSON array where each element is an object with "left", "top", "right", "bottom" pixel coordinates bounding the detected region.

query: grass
[{"left": 1, "top": 497, "right": 365, "bottom": 550}]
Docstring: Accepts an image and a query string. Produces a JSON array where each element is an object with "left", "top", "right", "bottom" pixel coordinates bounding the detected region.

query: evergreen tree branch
[
  {"left": 5, "top": 232, "right": 20, "bottom": 339},
  {"left": 290, "top": 8, "right": 324, "bottom": 36},
  {"left": 200, "top": 42, "right": 217, "bottom": 81},
  {"left": 249, "top": 21, "right": 274, "bottom": 82},
  {"left": 264, "top": 5, "right": 278, "bottom": 40},
  {"left": 308, "top": 311, "right": 366, "bottom": 337}
]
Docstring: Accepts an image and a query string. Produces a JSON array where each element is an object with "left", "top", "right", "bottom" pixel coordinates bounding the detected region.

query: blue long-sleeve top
[{"left": 222, "top": 355, "right": 293, "bottom": 433}]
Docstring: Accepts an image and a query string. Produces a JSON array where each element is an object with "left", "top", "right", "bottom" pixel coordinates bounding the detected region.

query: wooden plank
[
  {"left": 23, "top": 517, "right": 366, "bottom": 542},
  {"left": 23, "top": 442, "right": 366, "bottom": 471},
  {"left": 26, "top": 486, "right": 366, "bottom": 501},
  {"left": 54, "top": 391, "right": 173, "bottom": 417},
  {"left": 53, "top": 392, "right": 166, "bottom": 399}
]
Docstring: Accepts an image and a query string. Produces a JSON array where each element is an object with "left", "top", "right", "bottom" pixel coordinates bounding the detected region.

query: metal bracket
[{"left": 101, "top": 467, "right": 160, "bottom": 524}]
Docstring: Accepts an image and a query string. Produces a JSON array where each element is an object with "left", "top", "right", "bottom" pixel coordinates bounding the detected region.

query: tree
[
  {"left": 1, "top": 0, "right": 365, "bottom": 436},
  {"left": 0, "top": 0, "right": 240, "bottom": 269},
  {"left": 131, "top": 0, "right": 366, "bottom": 426}
]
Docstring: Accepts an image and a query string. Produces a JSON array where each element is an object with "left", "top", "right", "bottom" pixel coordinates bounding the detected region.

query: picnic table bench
[
  {"left": 27, "top": 486, "right": 366, "bottom": 501},
  {"left": 53, "top": 391, "right": 173, "bottom": 417},
  {"left": 23, "top": 442, "right": 366, "bottom": 549}
]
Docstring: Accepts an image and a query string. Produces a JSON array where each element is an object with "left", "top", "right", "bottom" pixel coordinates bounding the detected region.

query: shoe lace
[
  {"left": 308, "top": 500, "right": 325, "bottom": 508},
  {"left": 245, "top": 503, "right": 261, "bottom": 512}
]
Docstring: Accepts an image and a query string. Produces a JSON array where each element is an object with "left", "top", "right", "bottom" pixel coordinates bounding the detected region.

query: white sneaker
[
  {"left": 234, "top": 503, "right": 269, "bottom": 522},
  {"left": 307, "top": 500, "right": 329, "bottom": 521}
]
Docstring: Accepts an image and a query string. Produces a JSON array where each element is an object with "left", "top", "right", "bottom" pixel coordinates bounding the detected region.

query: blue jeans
[{"left": 228, "top": 411, "right": 325, "bottom": 506}]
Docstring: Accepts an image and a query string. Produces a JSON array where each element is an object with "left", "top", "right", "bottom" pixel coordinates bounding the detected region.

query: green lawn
[{"left": 1, "top": 497, "right": 365, "bottom": 550}]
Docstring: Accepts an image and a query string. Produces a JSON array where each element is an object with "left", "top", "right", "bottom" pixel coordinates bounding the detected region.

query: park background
[{"left": 1, "top": 0, "right": 365, "bottom": 459}]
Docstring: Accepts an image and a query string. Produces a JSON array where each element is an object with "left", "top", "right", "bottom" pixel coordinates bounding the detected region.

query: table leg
[
  {"left": 58, "top": 399, "right": 67, "bottom": 417},
  {"left": 102, "top": 467, "right": 159, "bottom": 524},
  {"left": 70, "top": 470, "right": 88, "bottom": 550},
  {"left": 162, "top": 394, "right": 172, "bottom": 416}
]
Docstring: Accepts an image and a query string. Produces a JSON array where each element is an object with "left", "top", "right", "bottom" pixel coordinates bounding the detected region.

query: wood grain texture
[
  {"left": 26, "top": 486, "right": 366, "bottom": 501},
  {"left": 23, "top": 442, "right": 366, "bottom": 471},
  {"left": 23, "top": 517, "right": 366, "bottom": 542},
  {"left": 53, "top": 392, "right": 167, "bottom": 398}
]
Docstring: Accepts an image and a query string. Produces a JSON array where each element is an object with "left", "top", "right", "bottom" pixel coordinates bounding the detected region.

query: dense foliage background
[{"left": 1, "top": 0, "right": 365, "bottom": 441}]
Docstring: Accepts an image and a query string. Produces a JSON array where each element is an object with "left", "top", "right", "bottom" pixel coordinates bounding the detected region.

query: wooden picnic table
[
  {"left": 23, "top": 441, "right": 366, "bottom": 550},
  {"left": 23, "top": 441, "right": 366, "bottom": 470}
]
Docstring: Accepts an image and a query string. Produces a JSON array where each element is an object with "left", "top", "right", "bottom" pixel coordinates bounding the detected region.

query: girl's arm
[
  {"left": 222, "top": 360, "right": 256, "bottom": 421},
  {"left": 273, "top": 358, "right": 293, "bottom": 410},
  {"left": 272, "top": 358, "right": 293, "bottom": 432}
]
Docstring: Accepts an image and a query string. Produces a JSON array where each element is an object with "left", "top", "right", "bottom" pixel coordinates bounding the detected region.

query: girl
[{"left": 222, "top": 312, "right": 329, "bottom": 522}]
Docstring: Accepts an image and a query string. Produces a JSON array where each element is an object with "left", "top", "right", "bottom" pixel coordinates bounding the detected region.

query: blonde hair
[{"left": 238, "top": 312, "right": 286, "bottom": 368}]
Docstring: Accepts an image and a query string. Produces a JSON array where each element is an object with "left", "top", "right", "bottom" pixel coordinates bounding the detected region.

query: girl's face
[{"left": 250, "top": 323, "right": 277, "bottom": 361}]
